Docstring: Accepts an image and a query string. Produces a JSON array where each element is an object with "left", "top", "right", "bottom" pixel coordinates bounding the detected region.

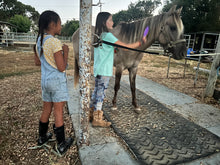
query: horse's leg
[
  {"left": 112, "top": 67, "right": 123, "bottom": 110},
  {"left": 128, "top": 67, "right": 141, "bottom": 113}
]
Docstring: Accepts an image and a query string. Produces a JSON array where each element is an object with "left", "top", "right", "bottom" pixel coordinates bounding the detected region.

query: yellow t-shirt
[{"left": 42, "top": 36, "right": 62, "bottom": 69}]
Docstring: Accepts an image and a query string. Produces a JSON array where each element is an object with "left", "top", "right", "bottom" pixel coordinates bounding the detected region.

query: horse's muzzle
[{"left": 164, "top": 41, "right": 187, "bottom": 60}]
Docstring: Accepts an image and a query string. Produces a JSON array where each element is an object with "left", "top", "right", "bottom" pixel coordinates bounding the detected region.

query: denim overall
[{"left": 37, "top": 35, "right": 69, "bottom": 102}]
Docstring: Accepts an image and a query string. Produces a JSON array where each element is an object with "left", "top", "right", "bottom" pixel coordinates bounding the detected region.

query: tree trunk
[
  {"left": 204, "top": 37, "right": 220, "bottom": 98},
  {"left": 204, "top": 55, "right": 220, "bottom": 97}
]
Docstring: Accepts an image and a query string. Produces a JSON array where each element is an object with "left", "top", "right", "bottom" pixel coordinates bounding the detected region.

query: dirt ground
[
  {"left": 0, "top": 44, "right": 219, "bottom": 164},
  {"left": 0, "top": 45, "right": 81, "bottom": 165},
  {"left": 136, "top": 54, "right": 220, "bottom": 109}
]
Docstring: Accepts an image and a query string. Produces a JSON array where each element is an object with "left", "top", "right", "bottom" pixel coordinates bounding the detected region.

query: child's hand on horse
[{"left": 142, "top": 36, "right": 147, "bottom": 43}]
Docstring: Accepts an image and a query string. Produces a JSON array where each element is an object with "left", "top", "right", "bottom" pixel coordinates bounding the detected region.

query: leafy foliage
[
  {"left": 112, "top": 0, "right": 161, "bottom": 26},
  {"left": 1, "top": 0, "right": 219, "bottom": 34},
  {"left": 0, "top": 0, "right": 39, "bottom": 32},
  {"left": 9, "top": 15, "right": 31, "bottom": 33},
  {"left": 61, "top": 19, "right": 79, "bottom": 36},
  {"left": 162, "top": 0, "right": 220, "bottom": 33}
]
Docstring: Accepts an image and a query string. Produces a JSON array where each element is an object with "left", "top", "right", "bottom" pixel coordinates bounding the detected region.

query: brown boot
[
  {"left": 89, "top": 107, "right": 94, "bottom": 122},
  {"left": 92, "top": 110, "right": 111, "bottom": 127}
]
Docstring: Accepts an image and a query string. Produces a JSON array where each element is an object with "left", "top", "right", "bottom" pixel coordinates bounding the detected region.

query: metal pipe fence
[{"left": 0, "top": 32, "right": 72, "bottom": 46}]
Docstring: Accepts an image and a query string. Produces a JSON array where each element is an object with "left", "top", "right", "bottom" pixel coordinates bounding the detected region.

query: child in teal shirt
[{"left": 90, "top": 12, "right": 147, "bottom": 127}]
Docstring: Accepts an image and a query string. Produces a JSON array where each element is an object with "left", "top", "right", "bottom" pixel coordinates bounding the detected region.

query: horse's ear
[
  {"left": 168, "top": 5, "right": 177, "bottom": 15},
  {"left": 176, "top": 6, "right": 183, "bottom": 15}
]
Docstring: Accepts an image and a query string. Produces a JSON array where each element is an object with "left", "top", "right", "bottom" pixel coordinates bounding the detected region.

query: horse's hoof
[
  {"left": 111, "top": 107, "right": 117, "bottom": 110},
  {"left": 134, "top": 107, "right": 141, "bottom": 114}
]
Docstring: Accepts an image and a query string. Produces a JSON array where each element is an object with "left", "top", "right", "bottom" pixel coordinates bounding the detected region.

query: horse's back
[{"left": 72, "top": 27, "right": 95, "bottom": 61}]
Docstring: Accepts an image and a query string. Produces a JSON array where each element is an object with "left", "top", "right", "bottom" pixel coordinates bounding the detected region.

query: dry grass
[
  {"left": 0, "top": 43, "right": 75, "bottom": 79},
  {"left": 0, "top": 49, "right": 40, "bottom": 79},
  {"left": 136, "top": 53, "right": 220, "bottom": 109}
]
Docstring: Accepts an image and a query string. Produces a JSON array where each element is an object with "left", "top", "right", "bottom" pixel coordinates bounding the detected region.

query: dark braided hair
[
  {"left": 36, "top": 10, "right": 60, "bottom": 56},
  {"left": 93, "top": 12, "right": 111, "bottom": 47}
]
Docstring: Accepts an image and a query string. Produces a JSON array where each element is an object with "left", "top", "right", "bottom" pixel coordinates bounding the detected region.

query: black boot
[
  {"left": 53, "top": 125, "right": 73, "bottom": 155},
  {"left": 37, "top": 121, "right": 53, "bottom": 146}
]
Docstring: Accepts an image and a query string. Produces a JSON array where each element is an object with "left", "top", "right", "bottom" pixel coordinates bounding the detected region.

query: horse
[{"left": 72, "top": 5, "right": 187, "bottom": 112}]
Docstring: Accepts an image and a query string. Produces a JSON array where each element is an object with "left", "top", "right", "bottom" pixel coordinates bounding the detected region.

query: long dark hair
[
  {"left": 93, "top": 12, "right": 111, "bottom": 47},
  {"left": 36, "top": 10, "right": 60, "bottom": 56}
]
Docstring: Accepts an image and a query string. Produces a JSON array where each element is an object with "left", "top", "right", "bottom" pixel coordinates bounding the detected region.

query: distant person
[
  {"left": 34, "top": 10, "right": 73, "bottom": 156},
  {"left": 187, "top": 48, "right": 194, "bottom": 56},
  {"left": 90, "top": 12, "right": 147, "bottom": 127}
]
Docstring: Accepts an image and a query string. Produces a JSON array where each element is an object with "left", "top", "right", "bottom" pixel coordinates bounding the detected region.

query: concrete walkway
[{"left": 67, "top": 75, "right": 220, "bottom": 165}]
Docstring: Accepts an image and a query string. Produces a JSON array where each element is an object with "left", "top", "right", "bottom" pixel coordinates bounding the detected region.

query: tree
[
  {"left": 112, "top": 0, "right": 161, "bottom": 26},
  {"left": 162, "top": 0, "right": 220, "bottom": 33},
  {"left": 112, "top": 10, "right": 130, "bottom": 27},
  {"left": 0, "top": 0, "right": 39, "bottom": 32},
  {"left": 9, "top": 15, "right": 31, "bottom": 33},
  {"left": 61, "top": 19, "right": 79, "bottom": 36}
]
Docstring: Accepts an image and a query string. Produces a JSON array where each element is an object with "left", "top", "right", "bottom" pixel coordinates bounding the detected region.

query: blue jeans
[{"left": 90, "top": 75, "right": 110, "bottom": 111}]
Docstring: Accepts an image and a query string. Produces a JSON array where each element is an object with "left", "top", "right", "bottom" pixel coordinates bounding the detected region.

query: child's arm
[
  {"left": 115, "top": 36, "right": 147, "bottom": 50},
  {"left": 33, "top": 45, "right": 41, "bottom": 66},
  {"left": 114, "top": 26, "right": 148, "bottom": 51},
  {"left": 54, "top": 44, "right": 68, "bottom": 72}
]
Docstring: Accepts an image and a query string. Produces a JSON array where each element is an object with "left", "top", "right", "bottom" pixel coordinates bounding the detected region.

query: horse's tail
[
  {"left": 74, "top": 50, "right": 79, "bottom": 88},
  {"left": 72, "top": 29, "right": 80, "bottom": 88}
]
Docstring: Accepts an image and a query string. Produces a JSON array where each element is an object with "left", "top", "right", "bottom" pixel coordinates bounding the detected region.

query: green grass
[{"left": 0, "top": 70, "right": 40, "bottom": 79}]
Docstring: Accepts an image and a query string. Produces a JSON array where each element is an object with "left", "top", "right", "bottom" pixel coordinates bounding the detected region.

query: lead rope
[
  {"left": 92, "top": 33, "right": 160, "bottom": 55},
  {"left": 28, "top": 139, "right": 63, "bottom": 157}
]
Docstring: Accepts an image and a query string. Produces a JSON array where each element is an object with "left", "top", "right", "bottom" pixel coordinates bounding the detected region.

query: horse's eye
[{"left": 170, "top": 26, "right": 176, "bottom": 31}]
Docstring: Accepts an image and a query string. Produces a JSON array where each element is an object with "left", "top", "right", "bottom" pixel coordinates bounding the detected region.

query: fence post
[
  {"left": 204, "top": 35, "right": 220, "bottom": 97},
  {"left": 78, "top": 0, "right": 92, "bottom": 146}
]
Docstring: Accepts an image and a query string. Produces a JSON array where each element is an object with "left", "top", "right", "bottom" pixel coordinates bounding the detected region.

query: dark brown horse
[{"left": 72, "top": 5, "right": 187, "bottom": 112}]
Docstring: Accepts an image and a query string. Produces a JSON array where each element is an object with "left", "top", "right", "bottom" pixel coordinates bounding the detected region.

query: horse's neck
[
  {"left": 113, "top": 14, "right": 163, "bottom": 48},
  {"left": 145, "top": 14, "right": 164, "bottom": 47}
]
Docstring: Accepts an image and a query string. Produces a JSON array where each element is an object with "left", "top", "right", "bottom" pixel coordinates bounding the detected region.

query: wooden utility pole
[
  {"left": 78, "top": 0, "right": 92, "bottom": 146},
  {"left": 92, "top": 0, "right": 103, "bottom": 12}
]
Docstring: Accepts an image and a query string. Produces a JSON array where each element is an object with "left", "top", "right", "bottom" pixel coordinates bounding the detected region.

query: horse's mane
[
  {"left": 116, "top": 13, "right": 164, "bottom": 43},
  {"left": 116, "top": 11, "right": 183, "bottom": 43},
  {"left": 173, "top": 12, "right": 184, "bottom": 38}
]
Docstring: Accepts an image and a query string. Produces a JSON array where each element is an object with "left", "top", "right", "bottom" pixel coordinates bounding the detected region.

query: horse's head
[{"left": 158, "top": 5, "right": 187, "bottom": 60}]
